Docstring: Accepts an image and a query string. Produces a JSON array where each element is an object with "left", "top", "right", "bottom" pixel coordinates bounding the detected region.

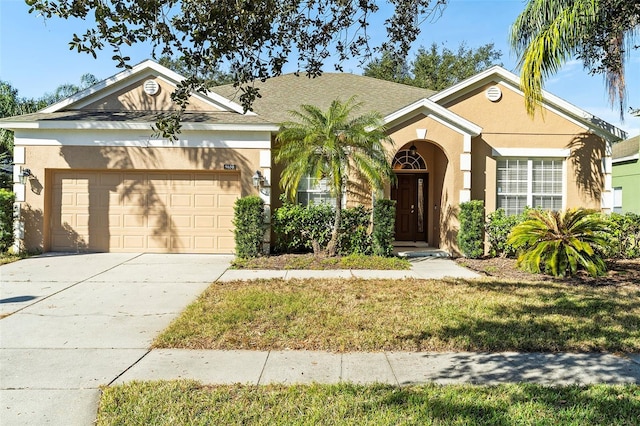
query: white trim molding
[
  {"left": 459, "top": 189, "right": 471, "bottom": 203},
  {"left": 460, "top": 153, "right": 472, "bottom": 171},
  {"left": 13, "top": 183, "right": 25, "bottom": 202},
  {"left": 13, "top": 129, "right": 273, "bottom": 149},
  {"left": 612, "top": 154, "right": 640, "bottom": 164},
  {"left": 491, "top": 148, "right": 570, "bottom": 157},
  {"left": 384, "top": 98, "right": 482, "bottom": 137}
]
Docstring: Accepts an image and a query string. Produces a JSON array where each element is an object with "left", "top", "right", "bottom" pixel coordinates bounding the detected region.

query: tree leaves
[
  {"left": 363, "top": 42, "right": 502, "bottom": 90},
  {"left": 510, "top": 0, "right": 639, "bottom": 118},
  {"left": 27, "top": 0, "right": 447, "bottom": 112}
]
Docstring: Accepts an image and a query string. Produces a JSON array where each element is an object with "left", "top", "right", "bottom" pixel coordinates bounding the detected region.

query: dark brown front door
[{"left": 391, "top": 174, "right": 427, "bottom": 242}]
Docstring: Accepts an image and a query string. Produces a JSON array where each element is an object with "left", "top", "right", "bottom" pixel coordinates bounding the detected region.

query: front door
[{"left": 391, "top": 174, "right": 427, "bottom": 242}]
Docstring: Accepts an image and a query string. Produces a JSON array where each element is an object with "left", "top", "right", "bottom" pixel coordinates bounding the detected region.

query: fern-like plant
[{"left": 507, "top": 208, "right": 608, "bottom": 277}]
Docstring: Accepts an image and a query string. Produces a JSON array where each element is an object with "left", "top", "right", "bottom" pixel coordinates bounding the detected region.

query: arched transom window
[{"left": 392, "top": 149, "right": 427, "bottom": 170}]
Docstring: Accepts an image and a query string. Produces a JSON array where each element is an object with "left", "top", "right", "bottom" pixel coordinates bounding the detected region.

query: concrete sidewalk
[{"left": 116, "top": 349, "right": 640, "bottom": 387}]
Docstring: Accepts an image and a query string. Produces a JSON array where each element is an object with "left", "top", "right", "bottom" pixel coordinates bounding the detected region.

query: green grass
[
  {"left": 97, "top": 381, "right": 640, "bottom": 425},
  {"left": 0, "top": 253, "right": 25, "bottom": 265},
  {"left": 231, "top": 254, "right": 411, "bottom": 270},
  {"left": 153, "top": 278, "right": 640, "bottom": 352}
]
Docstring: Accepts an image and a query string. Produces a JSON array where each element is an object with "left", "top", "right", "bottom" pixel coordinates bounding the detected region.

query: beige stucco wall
[
  {"left": 446, "top": 83, "right": 605, "bottom": 212},
  {"left": 18, "top": 144, "right": 264, "bottom": 252},
  {"left": 81, "top": 76, "right": 217, "bottom": 111}
]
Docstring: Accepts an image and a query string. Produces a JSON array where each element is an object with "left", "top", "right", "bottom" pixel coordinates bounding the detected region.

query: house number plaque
[{"left": 223, "top": 164, "right": 237, "bottom": 170}]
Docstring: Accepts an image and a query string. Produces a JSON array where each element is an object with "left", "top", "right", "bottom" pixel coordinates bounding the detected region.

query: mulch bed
[{"left": 455, "top": 257, "right": 640, "bottom": 287}]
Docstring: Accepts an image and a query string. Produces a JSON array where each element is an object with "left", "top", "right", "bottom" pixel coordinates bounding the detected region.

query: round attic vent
[
  {"left": 143, "top": 79, "right": 160, "bottom": 96},
  {"left": 485, "top": 85, "right": 502, "bottom": 102}
]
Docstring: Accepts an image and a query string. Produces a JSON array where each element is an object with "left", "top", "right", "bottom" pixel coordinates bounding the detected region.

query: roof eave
[
  {"left": 384, "top": 98, "right": 482, "bottom": 137},
  {"left": 0, "top": 120, "right": 279, "bottom": 132}
]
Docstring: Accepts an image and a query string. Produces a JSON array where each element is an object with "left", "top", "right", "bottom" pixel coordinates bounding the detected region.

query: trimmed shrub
[
  {"left": 272, "top": 198, "right": 333, "bottom": 254},
  {"left": 232, "top": 196, "right": 266, "bottom": 258},
  {"left": 338, "top": 205, "right": 372, "bottom": 255},
  {"left": 602, "top": 212, "right": 640, "bottom": 259},
  {"left": 372, "top": 199, "right": 396, "bottom": 257},
  {"left": 485, "top": 208, "right": 525, "bottom": 258},
  {"left": 458, "top": 200, "right": 485, "bottom": 258},
  {"left": 0, "top": 189, "right": 15, "bottom": 253}
]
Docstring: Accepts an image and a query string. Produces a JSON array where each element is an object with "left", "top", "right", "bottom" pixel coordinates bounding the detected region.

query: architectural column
[{"left": 459, "top": 134, "right": 472, "bottom": 203}]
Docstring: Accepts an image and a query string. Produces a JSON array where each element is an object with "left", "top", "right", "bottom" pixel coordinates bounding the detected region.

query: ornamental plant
[{"left": 507, "top": 208, "right": 608, "bottom": 277}]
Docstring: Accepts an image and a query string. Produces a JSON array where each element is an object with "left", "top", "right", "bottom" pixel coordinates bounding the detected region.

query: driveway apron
[{"left": 0, "top": 253, "right": 232, "bottom": 426}]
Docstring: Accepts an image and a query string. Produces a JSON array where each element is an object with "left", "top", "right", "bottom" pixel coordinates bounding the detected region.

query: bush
[
  {"left": 273, "top": 198, "right": 397, "bottom": 257},
  {"left": 232, "top": 196, "right": 266, "bottom": 258},
  {"left": 272, "top": 197, "right": 333, "bottom": 254},
  {"left": 0, "top": 189, "right": 15, "bottom": 253},
  {"left": 338, "top": 205, "right": 372, "bottom": 255},
  {"left": 485, "top": 208, "right": 528, "bottom": 258},
  {"left": 601, "top": 212, "right": 640, "bottom": 259},
  {"left": 458, "top": 200, "right": 485, "bottom": 258},
  {"left": 508, "top": 208, "right": 608, "bottom": 277},
  {"left": 372, "top": 199, "right": 396, "bottom": 257}
]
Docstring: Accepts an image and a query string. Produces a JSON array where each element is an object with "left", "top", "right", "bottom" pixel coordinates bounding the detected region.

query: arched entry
[{"left": 391, "top": 148, "right": 428, "bottom": 242}]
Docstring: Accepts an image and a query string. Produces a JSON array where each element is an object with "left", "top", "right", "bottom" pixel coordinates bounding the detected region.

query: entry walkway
[{"left": 1, "top": 253, "right": 638, "bottom": 426}]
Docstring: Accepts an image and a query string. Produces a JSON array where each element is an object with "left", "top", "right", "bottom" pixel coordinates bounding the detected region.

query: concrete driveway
[{"left": 0, "top": 253, "right": 233, "bottom": 425}]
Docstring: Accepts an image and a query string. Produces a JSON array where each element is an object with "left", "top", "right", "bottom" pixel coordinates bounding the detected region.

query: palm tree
[
  {"left": 510, "top": 0, "right": 638, "bottom": 118},
  {"left": 275, "top": 97, "right": 394, "bottom": 256},
  {"left": 507, "top": 208, "right": 608, "bottom": 277}
]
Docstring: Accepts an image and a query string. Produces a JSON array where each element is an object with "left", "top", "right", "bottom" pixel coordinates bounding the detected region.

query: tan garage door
[{"left": 50, "top": 171, "right": 240, "bottom": 253}]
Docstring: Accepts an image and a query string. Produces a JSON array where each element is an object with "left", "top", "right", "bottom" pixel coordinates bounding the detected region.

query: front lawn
[
  {"left": 153, "top": 277, "right": 640, "bottom": 353},
  {"left": 97, "top": 381, "right": 640, "bottom": 425}
]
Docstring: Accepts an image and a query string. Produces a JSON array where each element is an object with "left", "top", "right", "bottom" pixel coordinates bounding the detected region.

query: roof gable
[
  {"left": 384, "top": 98, "right": 482, "bottom": 137},
  {"left": 430, "top": 66, "right": 626, "bottom": 142},
  {"left": 41, "top": 60, "right": 250, "bottom": 115}
]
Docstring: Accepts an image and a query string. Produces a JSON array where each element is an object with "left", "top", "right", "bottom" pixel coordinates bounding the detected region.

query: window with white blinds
[
  {"left": 297, "top": 176, "right": 340, "bottom": 207},
  {"left": 497, "top": 158, "right": 563, "bottom": 215}
]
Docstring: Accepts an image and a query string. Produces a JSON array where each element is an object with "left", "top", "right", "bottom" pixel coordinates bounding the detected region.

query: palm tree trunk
[{"left": 326, "top": 191, "right": 342, "bottom": 257}]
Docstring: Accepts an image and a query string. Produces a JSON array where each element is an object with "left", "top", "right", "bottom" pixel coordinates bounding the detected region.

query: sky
[{"left": 1, "top": 0, "right": 638, "bottom": 137}]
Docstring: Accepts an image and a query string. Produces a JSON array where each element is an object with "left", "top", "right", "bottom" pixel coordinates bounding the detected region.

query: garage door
[{"left": 50, "top": 171, "right": 240, "bottom": 253}]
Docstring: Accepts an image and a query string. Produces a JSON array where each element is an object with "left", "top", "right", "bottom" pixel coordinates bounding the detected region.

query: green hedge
[
  {"left": 338, "top": 205, "right": 372, "bottom": 255},
  {"left": 485, "top": 208, "right": 526, "bottom": 258},
  {"left": 458, "top": 200, "right": 484, "bottom": 258},
  {"left": 232, "top": 196, "right": 266, "bottom": 259},
  {"left": 372, "top": 199, "right": 396, "bottom": 257},
  {"left": 602, "top": 212, "right": 640, "bottom": 259},
  {"left": 272, "top": 198, "right": 334, "bottom": 254},
  {"left": 273, "top": 198, "right": 397, "bottom": 257},
  {"left": 0, "top": 189, "right": 15, "bottom": 252}
]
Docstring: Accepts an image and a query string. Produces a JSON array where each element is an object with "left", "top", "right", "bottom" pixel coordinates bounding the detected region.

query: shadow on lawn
[
  {"left": 398, "top": 278, "right": 640, "bottom": 353},
  {"left": 391, "top": 352, "right": 640, "bottom": 386},
  {"left": 365, "top": 383, "right": 640, "bottom": 424}
]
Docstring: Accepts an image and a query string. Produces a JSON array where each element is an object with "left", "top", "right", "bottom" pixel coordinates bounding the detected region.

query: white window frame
[
  {"left": 613, "top": 187, "right": 623, "bottom": 213},
  {"left": 296, "top": 176, "right": 345, "bottom": 207},
  {"left": 497, "top": 157, "right": 565, "bottom": 215}
]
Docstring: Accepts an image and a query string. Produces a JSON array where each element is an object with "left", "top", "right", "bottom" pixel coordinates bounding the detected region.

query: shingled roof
[
  {"left": 211, "top": 73, "right": 436, "bottom": 123},
  {"left": 612, "top": 135, "right": 640, "bottom": 161}
]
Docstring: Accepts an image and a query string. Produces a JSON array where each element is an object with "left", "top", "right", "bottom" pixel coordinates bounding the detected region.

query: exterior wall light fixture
[
  {"left": 252, "top": 170, "right": 265, "bottom": 189},
  {"left": 19, "top": 168, "right": 33, "bottom": 185}
]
